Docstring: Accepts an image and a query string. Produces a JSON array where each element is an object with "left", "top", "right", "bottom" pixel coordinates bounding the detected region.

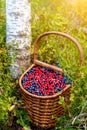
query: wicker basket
[{"left": 19, "top": 31, "right": 83, "bottom": 129}]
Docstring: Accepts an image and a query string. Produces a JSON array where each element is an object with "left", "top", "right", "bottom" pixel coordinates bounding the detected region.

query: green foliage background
[{"left": 0, "top": 0, "right": 87, "bottom": 129}]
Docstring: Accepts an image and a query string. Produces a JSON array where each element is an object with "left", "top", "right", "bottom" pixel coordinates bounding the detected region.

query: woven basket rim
[{"left": 19, "top": 64, "right": 71, "bottom": 99}]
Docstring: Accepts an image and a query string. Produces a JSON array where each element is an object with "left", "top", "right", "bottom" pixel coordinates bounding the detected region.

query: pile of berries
[{"left": 22, "top": 66, "right": 72, "bottom": 96}]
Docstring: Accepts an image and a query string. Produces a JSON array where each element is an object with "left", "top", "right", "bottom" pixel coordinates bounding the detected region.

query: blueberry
[
  {"left": 55, "top": 62, "right": 60, "bottom": 67},
  {"left": 29, "top": 69, "right": 34, "bottom": 74},
  {"left": 32, "top": 82, "right": 35, "bottom": 86},
  {"left": 65, "top": 81, "right": 68, "bottom": 84},
  {"left": 55, "top": 83, "right": 58, "bottom": 87},
  {"left": 45, "top": 86, "right": 48, "bottom": 90},
  {"left": 70, "top": 81, "right": 72, "bottom": 85},
  {"left": 26, "top": 87, "right": 32, "bottom": 92},
  {"left": 39, "top": 91, "right": 42, "bottom": 96},
  {"left": 31, "top": 86, "right": 35, "bottom": 90},
  {"left": 56, "top": 71, "right": 61, "bottom": 75},
  {"left": 22, "top": 77, "right": 28, "bottom": 84},
  {"left": 42, "top": 68, "right": 45, "bottom": 71},
  {"left": 34, "top": 87, "right": 37, "bottom": 91},
  {"left": 58, "top": 88, "right": 63, "bottom": 91},
  {"left": 28, "top": 86, "right": 32, "bottom": 90},
  {"left": 49, "top": 81, "right": 52, "bottom": 84},
  {"left": 49, "top": 91, "right": 53, "bottom": 95},
  {"left": 25, "top": 72, "right": 29, "bottom": 77},
  {"left": 62, "top": 76, "right": 67, "bottom": 81},
  {"left": 55, "top": 87, "right": 62, "bottom": 92}
]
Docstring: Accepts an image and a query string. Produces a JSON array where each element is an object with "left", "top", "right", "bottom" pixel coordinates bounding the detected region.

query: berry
[{"left": 22, "top": 65, "right": 72, "bottom": 96}]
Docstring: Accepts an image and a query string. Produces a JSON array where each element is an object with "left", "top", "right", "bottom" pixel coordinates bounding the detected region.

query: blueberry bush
[{"left": 0, "top": 0, "right": 87, "bottom": 130}]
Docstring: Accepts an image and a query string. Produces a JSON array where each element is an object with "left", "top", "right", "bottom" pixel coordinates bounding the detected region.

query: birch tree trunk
[{"left": 6, "top": 0, "right": 31, "bottom": 78}]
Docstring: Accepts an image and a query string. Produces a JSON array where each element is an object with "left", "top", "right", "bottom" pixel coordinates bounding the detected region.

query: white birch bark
[{"left": 6, "top": 0, "right": 31, "bottom": 78}]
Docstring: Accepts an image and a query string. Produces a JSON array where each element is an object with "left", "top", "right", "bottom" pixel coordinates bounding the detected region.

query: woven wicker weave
[{"left": 19, "top": 31, "right": 83, "bottom": 128}]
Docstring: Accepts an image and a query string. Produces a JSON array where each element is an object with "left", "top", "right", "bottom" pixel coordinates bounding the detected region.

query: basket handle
[{"left": 34, "top": 31, "right": 83, "bottom": 72}]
